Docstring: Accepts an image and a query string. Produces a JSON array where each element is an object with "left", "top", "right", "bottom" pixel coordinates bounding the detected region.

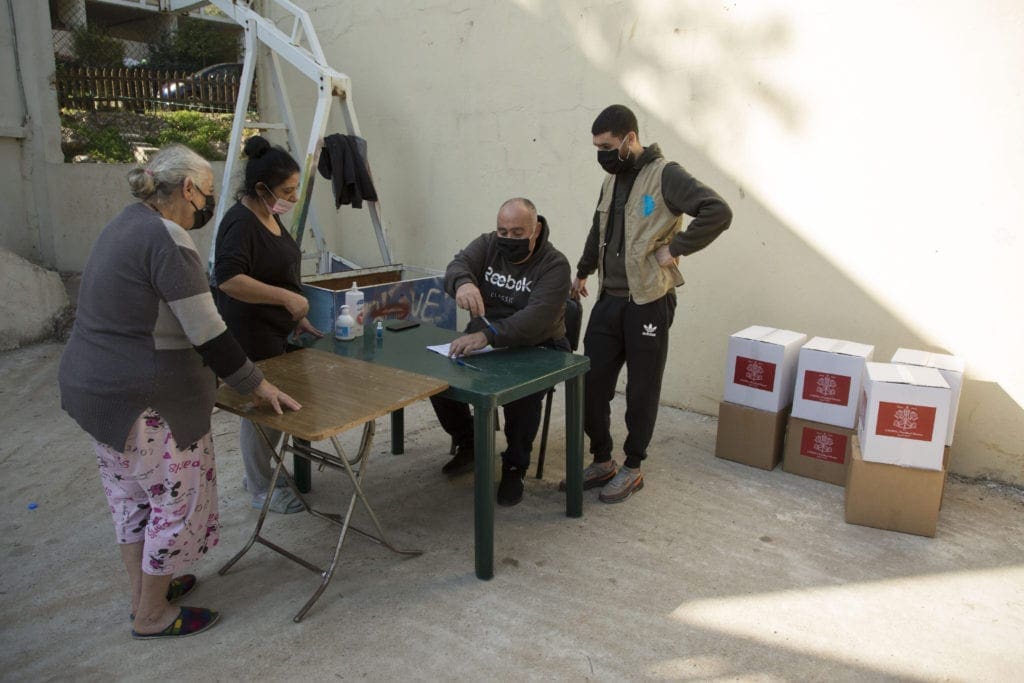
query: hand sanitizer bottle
[
  {"left": 345, "top": 282, "right": 365, "bottom": 337},
  {"left": 335, "top": 304, "right": 355, "bottom": 341}
]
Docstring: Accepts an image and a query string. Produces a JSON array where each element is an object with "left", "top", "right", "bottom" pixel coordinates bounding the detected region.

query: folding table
[
  {"left": 297, "top": 323, "right": 590, "bottom": 580},
  {"left": 215, "top": 348, "right": 447, "bottom": 622}
]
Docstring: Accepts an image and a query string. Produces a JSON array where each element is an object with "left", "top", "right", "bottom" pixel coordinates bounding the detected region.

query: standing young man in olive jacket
[
  {"left": 432, "top": 197, "right": 571, "bottom": 506},
  {"left": 570, "top": 104, "right": 733, "bottom": 503}
]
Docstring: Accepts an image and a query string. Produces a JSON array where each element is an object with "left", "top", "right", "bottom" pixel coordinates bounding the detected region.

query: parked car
[{"left": 157, "top": 62, "right": 245, "bottom": 110}]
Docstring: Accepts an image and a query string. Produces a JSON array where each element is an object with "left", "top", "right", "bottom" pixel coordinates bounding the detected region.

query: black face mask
[
  {"left": 597, "top": 135, "right": 634, "bottom": 174},
  {"left": 190, "top": 193, "right": 215, "bottom": 230},
  {"left": 495, "top": 235, "right": 532, "bottom": 262},
  {"left": 597, "top": 149, "right": 633, "bottom": 175}
]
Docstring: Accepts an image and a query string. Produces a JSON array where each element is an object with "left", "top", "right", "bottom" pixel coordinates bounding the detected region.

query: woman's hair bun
[
  {"left": 127, "top": 166, "right": 156, "bottom": 199},
  {"left": 243, "top": 135, "right": 271, "bottom": 159}
]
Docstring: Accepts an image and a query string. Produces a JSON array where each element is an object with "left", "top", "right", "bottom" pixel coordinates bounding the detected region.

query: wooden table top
[{"left": 215, "top": 348, "right": 449, "bottom": 441}]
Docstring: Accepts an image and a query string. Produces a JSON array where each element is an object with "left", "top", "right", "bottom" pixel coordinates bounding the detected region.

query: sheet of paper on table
[{"left": 426, "top": 343, "right": 498, "bottom": 357}]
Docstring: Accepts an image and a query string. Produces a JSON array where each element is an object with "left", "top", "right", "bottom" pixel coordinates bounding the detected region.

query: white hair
[{"left": 127, "top": 144, "right": 211, "bottom": 202}]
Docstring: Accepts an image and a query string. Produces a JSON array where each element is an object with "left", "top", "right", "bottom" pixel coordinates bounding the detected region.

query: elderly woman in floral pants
[{"left": 59, "top": 144, "right": 299, "bottom": 639}]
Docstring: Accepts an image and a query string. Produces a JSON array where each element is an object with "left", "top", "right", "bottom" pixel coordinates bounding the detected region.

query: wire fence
[{"left": 51, "top": 0, "right": 251, "bottom": 163}]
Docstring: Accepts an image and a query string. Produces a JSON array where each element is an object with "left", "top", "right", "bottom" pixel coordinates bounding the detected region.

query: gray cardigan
[{"left": 60, "top": 202, "right": 264, "bottom": 450}]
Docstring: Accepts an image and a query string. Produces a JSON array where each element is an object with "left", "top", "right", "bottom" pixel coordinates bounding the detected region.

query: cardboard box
[
  {"left": 715, "top": 401, "right": 789, "bottom": 470},
  {"left": 940, "top": 446, "right": 951, "bottom": 509},
  {"left": 845, "top": 437, "right": 944, "bottom": 537},
  {"left": 723, "top": 326, "right": 808, "bottom": 412},
  {"left": 891, "top": 348, "right": 965, "bottom": 446},
  {"left": 302, "top": 264, "right": 457, "bottom": 335},
  {"left": 791, "top": 337, "right": 874, "bottom": 429},
  {"left": 857, "top": 363, "right": 950, "bottom": 471},
  {"left": 782, "top": 416, "right": 854, "bottom": 486}
]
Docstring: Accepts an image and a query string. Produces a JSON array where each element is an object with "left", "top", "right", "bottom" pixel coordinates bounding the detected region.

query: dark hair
[
  {"left": 591, "top": 104, "right": 638, "bottom": 139},
  {"left": 236, "top": 135, "right": 300, "bottom": 200}
]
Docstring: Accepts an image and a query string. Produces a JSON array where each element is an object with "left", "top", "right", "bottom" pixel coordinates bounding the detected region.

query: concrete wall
[
  {"left": 43, "top": 160, "right": 226, "bottom": 271},
  {"left": 0, "top": 1, "right": 34, "bottom": 261},
  {"left": 268, "top": 0, "right": 1022, "bottom": 484},
  {"left": 2, "top": 1, "right": 1020, "bottom": 484}
]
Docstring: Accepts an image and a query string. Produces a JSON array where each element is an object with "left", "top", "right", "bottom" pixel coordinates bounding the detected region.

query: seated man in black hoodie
[{"left": 431, "top": 197, "right": 571, "bottom": 506}]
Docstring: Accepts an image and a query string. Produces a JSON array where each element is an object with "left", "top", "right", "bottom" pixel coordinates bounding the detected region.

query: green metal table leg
[
  {"left": 473, "top": 398, "right": 497, "bottom": 580},
  {"left": 391, "top": 408, "right": 404, "bottom": 455},
  {"left": 565, "top": 374, "right": 584, "bottom": 518},
  {"left": 293, "top": 437, "right": 311, "bottom": 493}
]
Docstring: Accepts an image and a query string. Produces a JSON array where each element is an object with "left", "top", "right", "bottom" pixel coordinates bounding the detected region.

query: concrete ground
[{"left": 2, "top": 342, "right": 1023, "bottom": 681}]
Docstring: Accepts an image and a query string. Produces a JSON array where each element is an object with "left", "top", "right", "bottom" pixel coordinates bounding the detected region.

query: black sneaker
[
  {"left": 497, "top": 465, "right": 526, "bottom": 507},
  {"left": 442, "top": 446, "right": 474, "bottom": 476}
]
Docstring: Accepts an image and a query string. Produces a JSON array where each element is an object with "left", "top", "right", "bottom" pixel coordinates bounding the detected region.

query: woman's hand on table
[
  {"left": 293, "top": 317, "right": 323, "bottom": 339},
  {"left": 283, "top": 290, "right": 310, "bottom": 320},
  {"left": 253, "top": 379, "right": 302, "bottom": 414}
]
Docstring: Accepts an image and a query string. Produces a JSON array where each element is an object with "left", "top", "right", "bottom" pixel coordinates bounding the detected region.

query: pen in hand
[{"left": 479, "top": 315, "right": 498, "bottom": 337}]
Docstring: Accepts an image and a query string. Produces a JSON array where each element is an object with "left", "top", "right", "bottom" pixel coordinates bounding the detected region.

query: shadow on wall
[
  {"left": 514, "top": 1, "right": 1023, "bottom": 485},
  {"left": 548, "top": 0, "right": 801, "bottom": 149}
]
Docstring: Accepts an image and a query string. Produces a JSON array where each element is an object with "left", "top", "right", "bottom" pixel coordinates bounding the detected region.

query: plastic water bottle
[
  {"left": 335, "top": 304, "right": 356, "bottom": 341},
  {"left": 376, "top": 320, "right": 384, "bottom": 341},
  {"left": 345, "top": 282, "right": 365, "bottom": 337}
]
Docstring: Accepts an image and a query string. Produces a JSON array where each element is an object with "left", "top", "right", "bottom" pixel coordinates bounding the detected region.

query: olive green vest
[{"left": 595, "top": 157, "right": 684, "bottom": 305}]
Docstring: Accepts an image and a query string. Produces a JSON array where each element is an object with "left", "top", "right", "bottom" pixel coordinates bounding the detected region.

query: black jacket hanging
[{"left": 318, "top": 133, "right": 379, "bottom": 209}]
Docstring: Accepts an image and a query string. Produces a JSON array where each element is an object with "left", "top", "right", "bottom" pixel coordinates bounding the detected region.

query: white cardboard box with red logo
[
  {"left": 722, "top": 326, "right": 808, "bottom": 413},
  {"left": 891, "top": 348, "right": 965, "bottom": 447},
  {"left": 857, "top": 362, "right": 951, "bottom": 471},
  {"left": 791, "top": 337, "right": 874, "bottom": 429}
]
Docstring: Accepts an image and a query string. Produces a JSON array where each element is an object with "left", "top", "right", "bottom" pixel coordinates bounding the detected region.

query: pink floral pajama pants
[{"left": 94, "top": 409, "right": 219, "bottom": 576}]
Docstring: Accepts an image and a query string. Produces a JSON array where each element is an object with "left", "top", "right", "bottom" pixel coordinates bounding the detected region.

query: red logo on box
[
  {"left": 802, "top": 370, "right": 851, "bottom": 406},
  {"left": 733, "top": 356, "right": 777, "bottom": 392},
  {"left": 875, "top": 401, "right": 937, "bottom": 441},
  {"left": 799, "top": 427, "right": 847, "bottom": 463}
]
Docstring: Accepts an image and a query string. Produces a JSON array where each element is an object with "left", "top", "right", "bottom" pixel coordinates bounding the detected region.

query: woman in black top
[{"left": 214, "top": 136, "right": 323, "bottom": 513}]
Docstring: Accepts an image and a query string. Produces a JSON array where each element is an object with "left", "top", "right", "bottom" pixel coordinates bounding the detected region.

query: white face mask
[{"left": 258, "top": 183, "right": 296, "bottom": 215}]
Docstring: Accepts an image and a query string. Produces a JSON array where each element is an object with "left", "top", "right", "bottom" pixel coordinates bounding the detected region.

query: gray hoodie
[{"left": 445, "top": 216, "right": 571, "bottom": 348}]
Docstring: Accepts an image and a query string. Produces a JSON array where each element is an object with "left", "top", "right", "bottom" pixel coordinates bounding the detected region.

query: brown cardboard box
[
  {"left": 715, "top": 401, "right": 789, "bottom": 470},
  {"left": 782, "top": 416, "right": 854, "bottom": 486},
  {"left": 845, "top": 437, "right": 945, "bottom": 537},
  {"left": 940, "top": 446, "right": 951, "bottom": 508}
]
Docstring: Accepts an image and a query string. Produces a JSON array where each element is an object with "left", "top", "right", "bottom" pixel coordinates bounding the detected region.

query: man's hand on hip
[
  {"left": 655, "top": 245, "right": 679, "bottom": 267},
  {"left": 455, "top": 282, "right": 485, "bottom": 317}
]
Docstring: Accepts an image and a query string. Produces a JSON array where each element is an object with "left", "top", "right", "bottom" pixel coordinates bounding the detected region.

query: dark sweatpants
[
  {"left": 430, "top": 337, "right": 570, "bottom": 470},
  {"left": 582, "top": 291, "right": 676, "bottom": 469},
  {"left": 431, "top": 392, "right": 545, "bottom": 470}
]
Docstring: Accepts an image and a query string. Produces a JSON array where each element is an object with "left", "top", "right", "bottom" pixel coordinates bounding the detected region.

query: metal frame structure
[
  {"left": 163, "top": 0, "right": 392, "bottom": 273},
  {"left": 218, "top": 420, "right": 420, "bottom": 622}
]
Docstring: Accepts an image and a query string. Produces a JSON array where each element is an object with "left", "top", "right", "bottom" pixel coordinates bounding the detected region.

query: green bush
[
  {"left": 62, "top": 118, "right": 133, "bottom": 163},
  {"left": 151, "top": 110, "right": 233, "bottom": 160},
  {"left": 59, "top": 109, "right": 247, "bottom": 164},
  {"left": 147, "top": 18, "right": 239, "bottom": 72},
  {"left": 72, "top": 26, "right": 126, "bottom": 67}
]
